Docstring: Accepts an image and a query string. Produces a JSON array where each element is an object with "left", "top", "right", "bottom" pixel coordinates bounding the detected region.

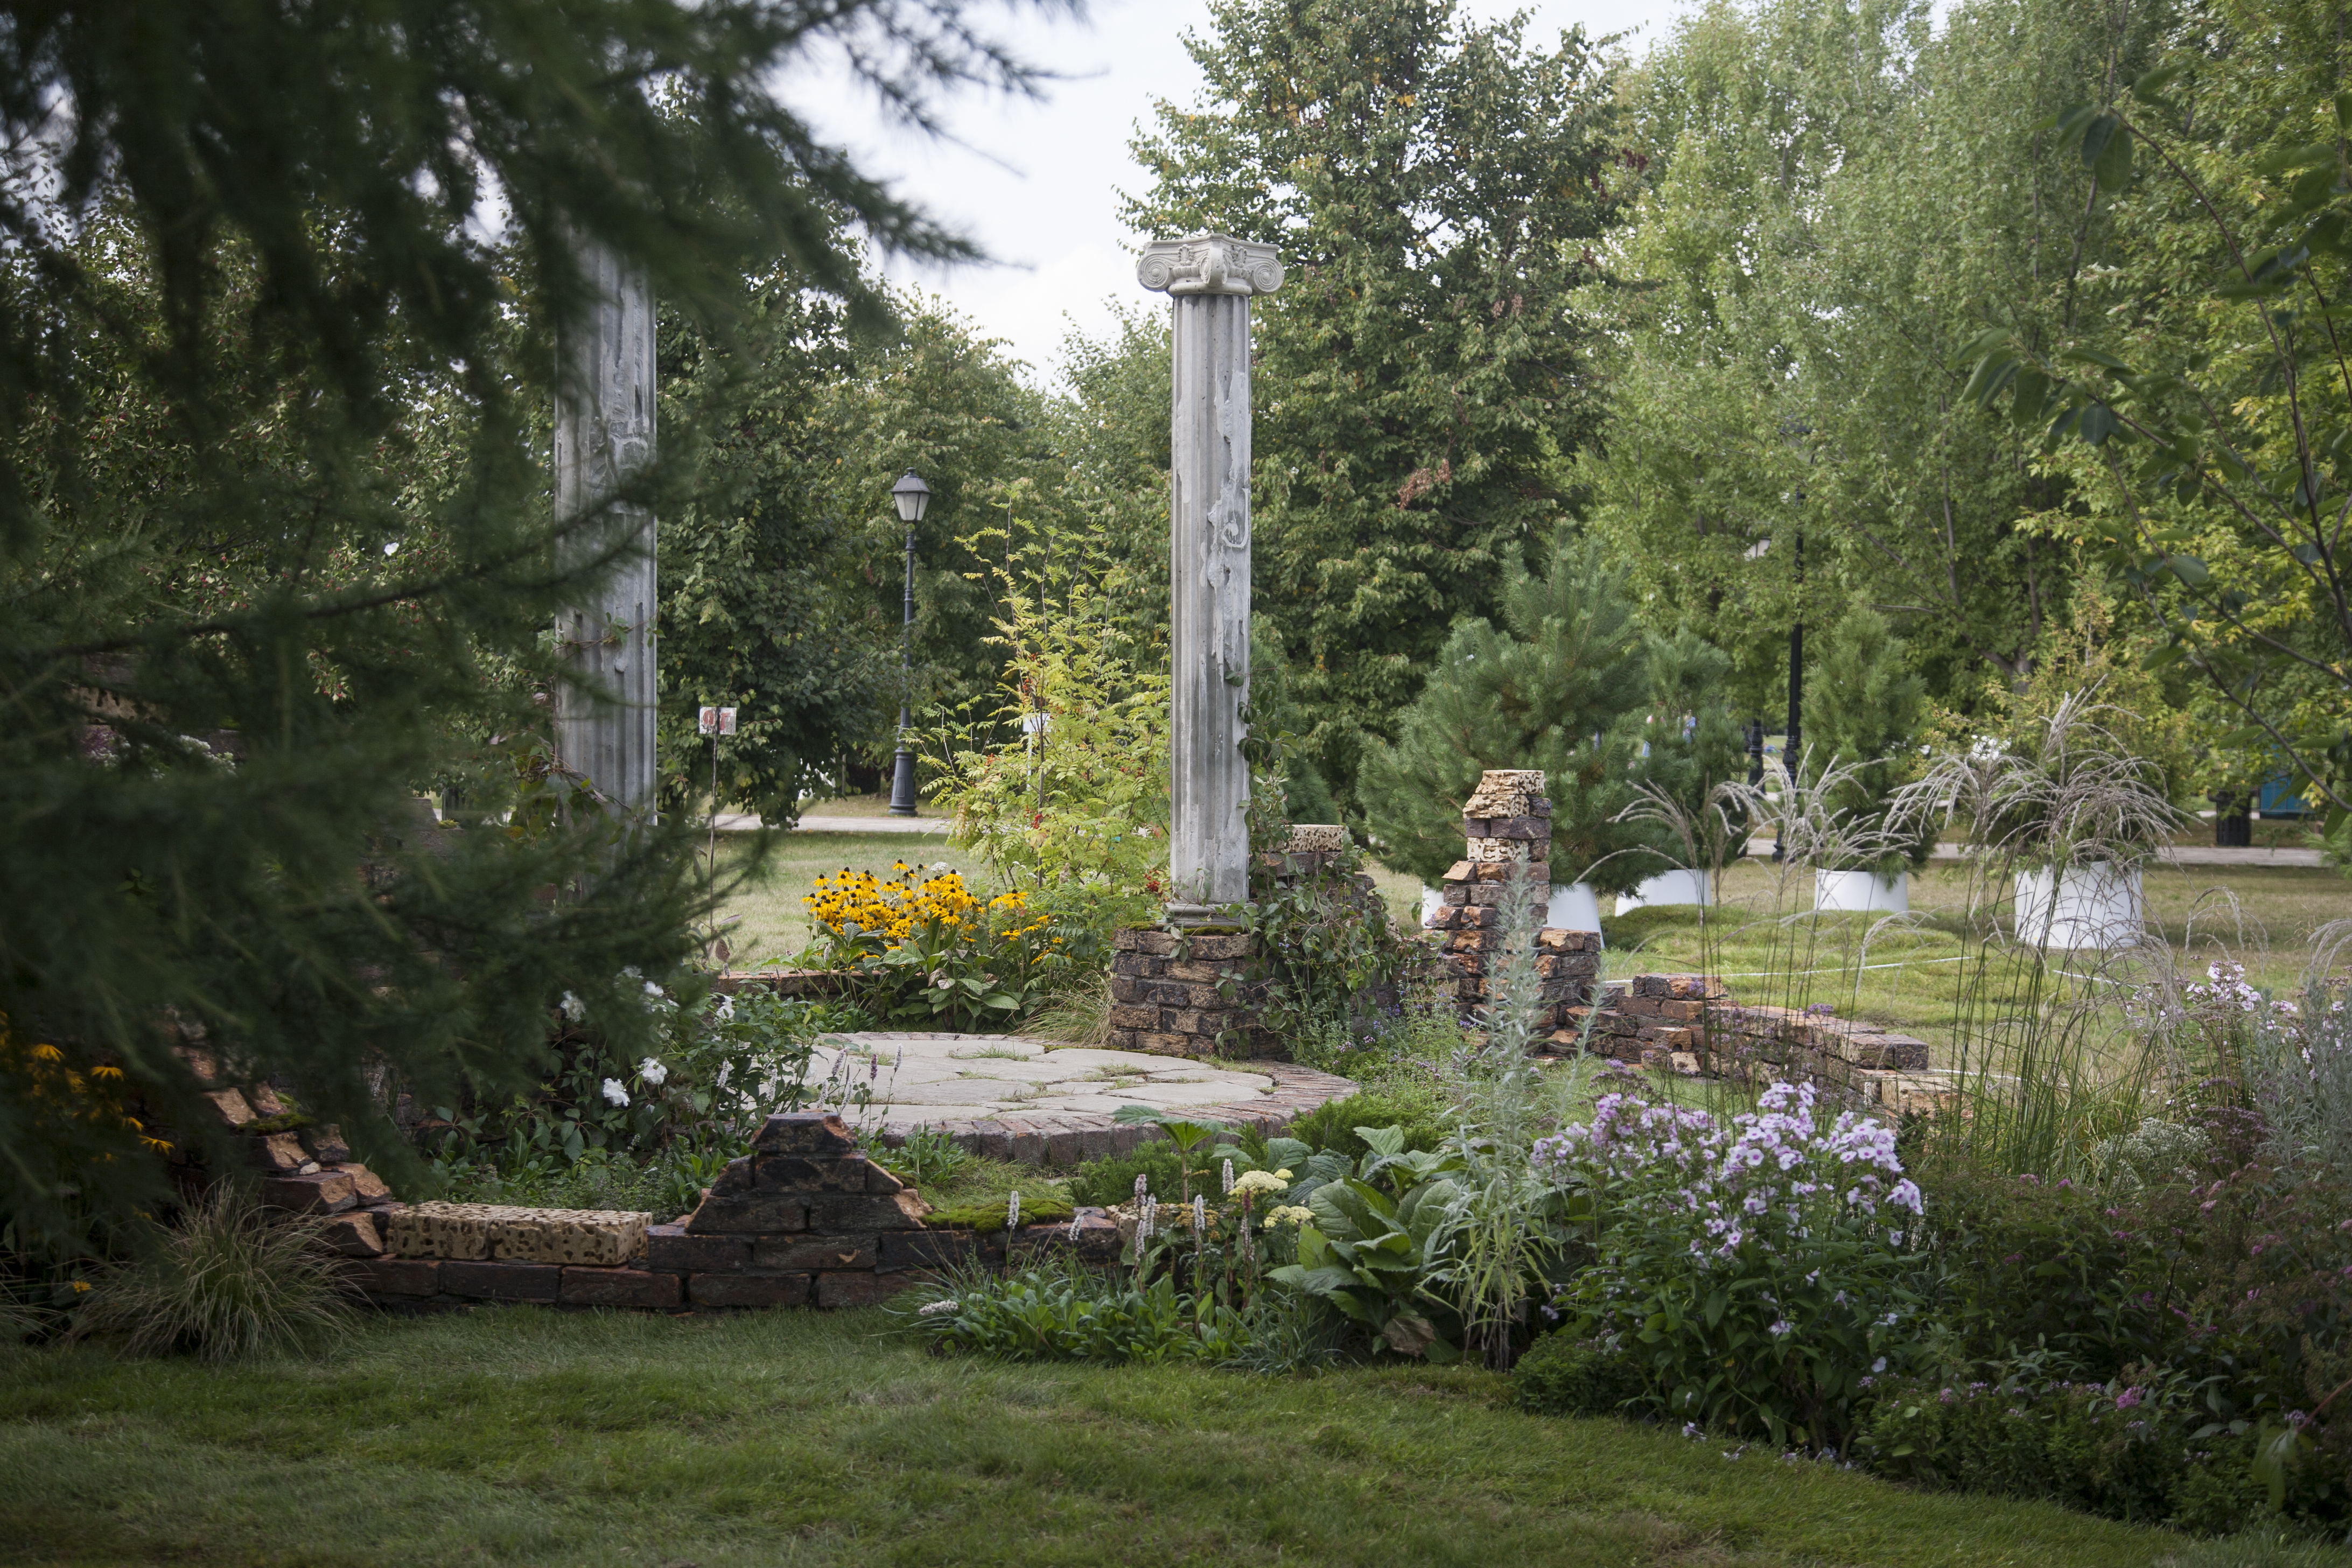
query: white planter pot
[
  {"left": 1615, "top": 870, "right": 1712, "bottom": 916},
  {"left": 1815, "top": 868, "right": 1910, "bottom": 914},
  {"left": 1546, "top": 883, "right": 1604, "bottom": 945},
  {"left": 1419, "top": 885, "right": 1444, "bottom": 928},
  {"left": 2014, "top": 864, "right": 2145, "bottom": 949}
]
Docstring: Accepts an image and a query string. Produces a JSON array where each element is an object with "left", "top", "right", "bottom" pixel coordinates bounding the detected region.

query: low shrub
[
  {"left": 1067, "top": 1142, "right": 1185, "bottom": 1207},
  {"left": 1854, "top": 1372, "right": 2264, "bottom": 1532},
  {"left": 426, "top": 982, "right": 829, "bottom": 1202},
  {"left": 1538, "top": 1083, "right": 1925, "bottom": 1451},
  {"left": 901, "top": 1261, "right": 1245, "bottom": 1363},
  {"left": 1910, "top": 1158, "right": 2194, "bottom": 1381},
  {"left": 1287, "top": 1088, "right": 1450, "bottom": 1160},
  {"left": 436, "top": 1137, "right": 741, "bottom": 1219},
  {"left": 73, "top": 1188, "right": 353, "bottom": 1364},
  {"left": 1513, "top": 1333, "right": 1649, "bottom": 1418}
]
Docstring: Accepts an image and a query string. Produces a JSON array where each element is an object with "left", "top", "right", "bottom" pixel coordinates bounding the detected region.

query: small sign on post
[{"left": 698, "top": 706, "right": 738, "bottom": 736}]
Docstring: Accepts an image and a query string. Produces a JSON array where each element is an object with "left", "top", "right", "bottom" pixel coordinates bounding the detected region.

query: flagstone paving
[{"left": 811, "top": 1032, "right": 1357, "bottom": 1166}]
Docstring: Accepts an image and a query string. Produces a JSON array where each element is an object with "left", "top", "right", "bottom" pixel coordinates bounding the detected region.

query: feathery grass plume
[
  {"left": 73, "top": 1188, "right": 353, "bottom": 1364},
  {"left": 1876, "top": 689, "right": 2191, "bottom": 1177}
]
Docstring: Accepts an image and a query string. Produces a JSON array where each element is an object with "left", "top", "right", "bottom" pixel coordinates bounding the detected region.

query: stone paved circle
[{"left": 816, "top": 1032, "right": 1359, "bottom": 1167}]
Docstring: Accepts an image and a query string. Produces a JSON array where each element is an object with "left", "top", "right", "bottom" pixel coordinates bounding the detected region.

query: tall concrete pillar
[
  {"left": 1137, "top": 234, "right": 1284, "bottom": 921},
  {"left": 553, "top": 242, "right": 658, "bottom": 817}
]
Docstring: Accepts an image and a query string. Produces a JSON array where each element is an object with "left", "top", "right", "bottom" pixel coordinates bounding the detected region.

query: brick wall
[
  {"left": 1562, "top": 973, "right": 1951, "bottom": 1116},
  {"left": 350, "top": 1112, "right": 1122, "bottom": 1313}
]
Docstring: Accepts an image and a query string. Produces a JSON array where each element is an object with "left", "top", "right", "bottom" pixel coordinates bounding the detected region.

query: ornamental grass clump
[
  {"left": 73, "top": 1188, "right": 353, "bottom": 1364},
  {"left": 1537, "top": 1082, "right": 1924, "bottom": 1450}
]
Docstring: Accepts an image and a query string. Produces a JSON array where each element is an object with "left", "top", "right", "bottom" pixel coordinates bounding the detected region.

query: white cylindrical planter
[
  {"left": 1546, "top": 883, "right": 1605, "bottom": 946},
  {"left": 1419, "top": 884, "right": 1444, "bottom": 929},
  {"left": 1815, "top": 868, "right": 1909, "bottom": 913},
  {"left": 1615, "top": 870, "right": 1711, "bottom": 916},
  {"left": 2014, "top": 864, "right": 2145, "bottom": 949}
]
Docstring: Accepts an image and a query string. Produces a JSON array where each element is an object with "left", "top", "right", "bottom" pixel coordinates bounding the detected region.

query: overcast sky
[{"left": 782, "top": 0, "right": 1687, "bottom": 383}]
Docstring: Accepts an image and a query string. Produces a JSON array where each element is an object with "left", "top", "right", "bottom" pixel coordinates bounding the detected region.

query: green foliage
[
  {"left": 1952, "top": 29, "right": 2352, "bottom": 825},
  {"left": 654, "top": 272, "right": 893, "bottom": 821},
  {"left": 1802, "top": 605, "right": 1933, "bottom": 874},
  {"left": 811, "top": 296, "right": 1060, "bottom": 761},
  {"left": 1856, "top": 1372, "right": 2263, "bottom": 1532},
  {"left": 435, "top": 1146, "right": 698, "bottom": 1219},
  {"left": 1247, "top": 846, "right": 1426, "bottom": 1052},
  {"left": 423, "top": 984, "right": 824, "bottom": 1213},
  {"left": 1067, "top": 1142, "right": 1188, "bottom": 1208},
  {"left": 871, "top": 1127, "right": 974, "bottom": 1189},
  {"left": 1512, "top": 1333, "right": 1651, "bottom": 1418},
  {"left": 72, "top": 1190, "right": 353, "bottom": 1365},
  {"left": 1359, "top": 534, "right": 1653, "bottom": 890},
  {"left": 1286, "top": 1089, "right": 1453, "bottom": 1160},
  {"left": 1581, "top": 0, "right": 2141, "bottom": 710},
  {"left": 1627, "top": 624, "right": 1754, "bottom": 880},
  {"left": 923, "top": 510, "right": 1170, "bottom": 911},
  {"left": 1270, "top": 1135, "right": 1464, "bottom": 1361},
  {"left": 903, "top": 1261, "right": 1248, "bottom": 1363},
  {"left": 0, "top": 0, "right": 1064, "bottom": 1247},
  {"left": 1126, "top": 0, "right": 1624, "bottom": 804}
]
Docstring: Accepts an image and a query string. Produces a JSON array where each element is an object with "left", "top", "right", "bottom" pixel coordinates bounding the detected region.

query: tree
[
  {"left": 807, "top": 294, "right": 1058, "bottom": 779},
  {"left": 1954, "top": 0, "right": 2352, "bottom": 852},
  {"left": 1629, "top": 625, "right": 1753, "bottom": 878},
  {"left": 1125, "top": 0, "right": 1625, "bottom": 806},
  {"left": 1802, "top": 604, "right": 1931, "bottom": 873},
  {"left": 1358, "top": 535, "right": 1652, "bottom": 891},
  {"left": 0, "top": 0, "right": 1063, "bottom": 1247},
  {"left": 1580, "top": 0, "right": 2170, "bottom": 711},
  {"left": 656, "top": 268, "right": 895, "bottom": 821}
]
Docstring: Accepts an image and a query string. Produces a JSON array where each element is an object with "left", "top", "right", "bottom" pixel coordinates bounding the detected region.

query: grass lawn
[
  {"left": 1591, "top": 860, "right": 2349, "bottom": 1066},
  {"left": 0, "top": 1307, "right": 2292, "bottom": 1568}
]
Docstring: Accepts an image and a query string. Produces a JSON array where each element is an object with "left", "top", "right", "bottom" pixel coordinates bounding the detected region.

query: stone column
[
  {"left": 1137, "top": 234, "right": 1284, "bottom": 920},
  {"left": 553, "top": 241, "right": 658, "bottom": 817}
]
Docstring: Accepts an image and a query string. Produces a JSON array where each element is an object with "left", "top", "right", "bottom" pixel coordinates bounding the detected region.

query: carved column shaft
[
  {"left": 553, "top": 241, "right": 658, "bottom": 817},
  {"left": 1140, "top": 234, "right": 1284, "bottom": 919}
]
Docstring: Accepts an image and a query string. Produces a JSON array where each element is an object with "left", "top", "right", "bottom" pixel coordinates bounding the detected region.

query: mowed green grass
[
  {"left": 0, "top": 1308, "right": 2262, "bottom": 1568},
  {"left": 1596, "top": 860, "right": 2350, "bottom": 1065}
]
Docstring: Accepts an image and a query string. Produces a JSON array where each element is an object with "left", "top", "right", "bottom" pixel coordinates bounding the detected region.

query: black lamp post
[{"left": 887, "top": 470, "right": 929, "bottom": 817}]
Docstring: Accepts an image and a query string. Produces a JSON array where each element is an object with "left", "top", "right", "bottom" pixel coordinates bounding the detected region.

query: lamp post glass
[{"left": 888, "top": 471, "right": 929, "bottom": 817}]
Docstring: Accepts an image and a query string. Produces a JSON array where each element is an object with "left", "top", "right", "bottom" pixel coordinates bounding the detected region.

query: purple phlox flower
[{"left": 2114, "top": 1387, "right": 2143, "bottom": 1410}]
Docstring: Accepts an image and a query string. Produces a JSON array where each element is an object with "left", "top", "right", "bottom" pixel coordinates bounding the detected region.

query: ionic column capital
[{"left": 1136, "top": 234, "right": 1285, "bottom": 297}]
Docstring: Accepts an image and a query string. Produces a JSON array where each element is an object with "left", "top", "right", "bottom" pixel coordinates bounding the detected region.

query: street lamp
[{"left": 887, "top": 470, "right": 930, "bottom": 817}]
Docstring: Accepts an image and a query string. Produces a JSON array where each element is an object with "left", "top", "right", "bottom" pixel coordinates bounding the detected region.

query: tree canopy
[
  {"left": 1125, "top": 0, "right": 1625, "bottom": 807},
  {"left": 0, "top": 0, "right": 1067, "bottom": 1246}
]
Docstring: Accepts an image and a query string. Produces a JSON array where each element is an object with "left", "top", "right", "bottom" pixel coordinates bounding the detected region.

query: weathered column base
[{"left": 1107, "top": 927, "right": 1273, "bottom": 1059}]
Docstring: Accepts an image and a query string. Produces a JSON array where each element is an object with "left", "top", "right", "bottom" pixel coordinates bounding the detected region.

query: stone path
[{"left": 812, "top": 1032, "right": 1357, "bottom": 1166}]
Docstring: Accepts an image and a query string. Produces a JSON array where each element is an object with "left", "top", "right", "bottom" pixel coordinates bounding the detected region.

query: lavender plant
[{"left": 1536, "top": 1082, "right": 1925, "bottom": 1449}]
